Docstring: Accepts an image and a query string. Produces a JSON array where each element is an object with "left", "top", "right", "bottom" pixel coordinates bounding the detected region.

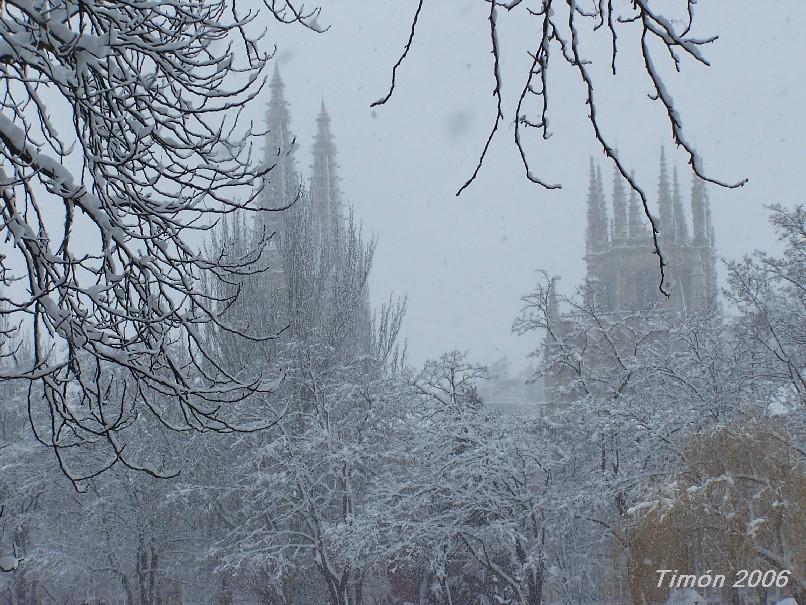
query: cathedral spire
[
  {"left": 262, "top": 65, "right": 299, "bottom": 214},
  {"left": 310, "top": 98, "right": 342, "bottom": 250},
  {"left": 657, "top": 147, "right": 674, "bottom": 244},
  {"left": 672, "top": 166, "right": 689, "bottom": 242},
  {"left": 611, "top": 165, "right": 627, "bottom": 242},
  {"left": 690, "top": 171, "right": 709, "bottom": 245},
  {"left": 586, "top": 159, "right": 607, "bottom": 254},
  {"left": 627, "top": 171, "right": 645, "bottom": 239},
  {"left": 596, "top": 165, "right": 609, "bottom": 247},
  {"left": 547, "top": 279, "right": 560, "bottom": 324},
  {"left": 689, "top": 171, "right": 717, "bottom": 304}
]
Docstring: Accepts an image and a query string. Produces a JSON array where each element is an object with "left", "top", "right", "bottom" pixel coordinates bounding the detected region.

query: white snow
[
  {"left": 0, "top": 555, "right": 18, "bottom": 572},
  {"left": 665, "top": 588, "right": 706, "bottom": 605},
  {"left": 767, "top": 384, "right": 799, "bottom": 417}
]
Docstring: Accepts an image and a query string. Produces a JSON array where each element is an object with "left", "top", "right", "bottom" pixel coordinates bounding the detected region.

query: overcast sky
[{"left": 255, "top": 1, "right": 803, "bottom": 372}]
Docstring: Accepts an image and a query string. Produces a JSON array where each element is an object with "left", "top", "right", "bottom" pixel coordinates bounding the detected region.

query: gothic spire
[
  {"left": 657, "top": 147, "right": 674, "bottom": 244},
  {"left": 547, "top": 279, "right": 560, "bottom": 324},
  {"left": 628, "top": 170, "right": 645, "bottom": 239},
  {"left": 611, "top": 165, "right": 627, "bottom": 242},
  {"left": 672, "top": 166, "right": 689, "bottom": 242},
  {"left": 689, "top": 170, "right": 718, "bottom": 303},
  {"left": 262, "top": 65, "right": 299, "bottom": 214},
  {"left": 586, "top": 159, "right": 607, "bottom": 254},
  {"left": 596, "top": 165, "right": 609, "bottom": 247},
  {"left": 690, "top": 172, "right": 710, "bottom": 245},
  {"left": 310, "top": 99, "right": 342, "bottom": 250},
  {"left": 704, "top": 201, "right": 717, "bottom": 300}
]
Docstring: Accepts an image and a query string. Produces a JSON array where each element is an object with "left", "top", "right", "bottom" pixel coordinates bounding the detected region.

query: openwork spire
[
  {"left": 691, "top": 172, "right": 711, "bottom": 245},
  {"left": 672, "top": 167, "right": 689, "bottom": 243},
  {"left": 628, "top": 170, "right": 645, "bottom": 239},
  {"left": 310, "top": 99, "right": 342, "bottom": 250},
  {"left": 262, "top": 65, "right": 299, "bottom": 214},
  {"left": 657, "top": 147, "right": 674, "bottom": 244},
  {"left": 586, "top": 158, "right": 607, "bottom": 254},
  {"left": 596, "top": 165, "right": 609, "bottom": 246},
  {"left": 612, "top": 164, "right": 627, "bottom": 242}
]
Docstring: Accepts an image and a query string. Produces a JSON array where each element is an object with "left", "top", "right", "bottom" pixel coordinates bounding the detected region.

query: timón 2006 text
[{"left": 656, "top": 569, "right": 791, "bottom": 590}]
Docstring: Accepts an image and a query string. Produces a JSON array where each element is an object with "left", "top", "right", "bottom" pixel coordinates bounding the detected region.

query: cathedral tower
[
  {"left": 261, "top": 66, "right": 299, "bottom": 218},
  {"left": 259, "top": 67, "right": 300, "bottom": 299},
  {"left": 672, "top": 167, "right": 689, "bottom": 243},
  {"left": 580, "top": 149, "right": 718, "bottom": 314},
  {"left": 586, "top": 159, "right": 608, "bottom": 255},
  {"left": 612, "top": 165, "right": 627, "bottom": 242},
  {"left": 253, "top": 76, "right": 373, "bottom": 356},
  {"left": 657, "top": 147, "right": 674, "bottom": 246},
  {"left": 543, "top": 150, "right": 719, "bottom": 403},
  {"left": 310, "top": 100, "right": 343, "bottom": 253},
  {"left": 627, "top": 172, "right": 646, "bottom": 241},
  {"left": 309, "top": 101, "right": 372, "bottom": 353}
]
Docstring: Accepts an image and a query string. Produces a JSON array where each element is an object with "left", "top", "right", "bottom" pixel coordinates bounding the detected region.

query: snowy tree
[
  {"left": 211, "top": 332, "right": 407, "bottom": 605},
  {"left": 201, "top": 186, "right": 377, "bottom": 376},
  {"left": 196, "top": 182, "right": 405, "bottom": 603},
  {"left": 0, "top": 365, "right": 204, "bottom": 603},
  {"left": 359, "top": 352, "right": 570, "bottom": 605},
  {"left": 726, "top": 204, "right": 806, "bottom": 407},
  {"left": 219, "top": 359, "right": 401, "bottom": 603},
  {"left": 629, "top": 420, "right": 805, "bottom": 605},
  {"left": 626, "top": 205, "right": 806, "bottom": 605},
  {"left": 512, "top": 273, "right": 760, "bottom": 601},
  {"left": 510, "top": 206, "right": 805, "bottom": 604},
  {"left": 0, "top": 0, "right": 319, "bottom": 480}
]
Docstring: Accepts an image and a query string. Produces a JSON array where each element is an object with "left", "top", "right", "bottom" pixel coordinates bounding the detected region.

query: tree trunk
[
  {"left": 439, "top": 576, "right": 453, "bottom": 605},
  {"left": 352, "top": 571, "right": 364, "bottom": 605},
  {"left": 121, "top": 574, "right": 135, "bottom": 605},
  {"left": 516, "top": 534, "right": 544, "bottom": 605},
  {"left": 526, "top": 562, "right": 545, "bottom": 605},
  {"left": 320, "top": 564, "right": 343, "bottom": 605},
  {"left": 418, "top": 571, "right": 430, "bottom": 605},
  {"left": 218, "top": 573, "right": 234, "bottom": 605},
  {"left": 149, "top": 547, "right": 160, "bottom": 605}
]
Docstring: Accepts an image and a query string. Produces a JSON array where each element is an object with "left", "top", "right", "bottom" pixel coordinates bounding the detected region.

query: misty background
[
  {"left": 257, "top": 1, "right": 805, "bottom": 372},
  {"left": 2, "top": 3, "right": 804, "bottom": 603}
]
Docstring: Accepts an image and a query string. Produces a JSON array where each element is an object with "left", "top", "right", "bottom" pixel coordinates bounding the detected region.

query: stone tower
[
  {"left": 310, "top": 101, "right": 343, "bottom": 254},
  {"left": 308, "top": 99, "right": 372, "bottom": 353},
  {"left": 583, "top": 150, "right": 717, "bottom": 315},
  {"left": 258, "top": 65, "right": 300, "bottom": 299},
  {"left": 252, "top": 71, "right": 371, "bottom": 355},
  {"left": 543, "top": 150, "right": 718, "bottom": 403}
]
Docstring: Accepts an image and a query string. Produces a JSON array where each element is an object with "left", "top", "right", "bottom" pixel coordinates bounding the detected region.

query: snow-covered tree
[
  {"left": 512, "top": 275, "right": 753, "bottom": 601},
  {"left": 630, "top": 420, "right": 805, "bottom": 605},
  {"left": 358, "top": 352, "right": 566, "bottom": 605},
  {"left": 0, "top": 0, "right": 319, "bottom": 480},
  {"left": 726, "top": 204, "right": 806, "bottom": 407},
  {"left": 627, "top": 205, "right": 806, "bottom": 605},
  {"left": 196, "top": 181, "right": 404, "bottom": 603},
  {"left": 216, "top": 353, "right": 406, "bottom": 605},
  {"left": 512, "top": 206, "right": 805, "bottom": 604}
]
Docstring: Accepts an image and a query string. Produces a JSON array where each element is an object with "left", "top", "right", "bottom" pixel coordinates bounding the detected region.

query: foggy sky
[
  {"left": 260, "top": 1, "right": 805, "bottom": 372},
  {"left": 10, "top": 2, "right": 796, "bottom": 375}
]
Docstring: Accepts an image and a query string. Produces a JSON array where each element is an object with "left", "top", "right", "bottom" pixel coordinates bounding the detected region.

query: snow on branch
[
  {"left": 0, "top": 0, "right": 309, "bottom": 483},
  {"left": 372, "top": 0, "right": 747, "bottom": 295}
]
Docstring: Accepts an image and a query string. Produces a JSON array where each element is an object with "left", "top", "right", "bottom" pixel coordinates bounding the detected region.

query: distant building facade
[
  {"left": 544, "top": 150, "right": 718, "bottom": 403},
  {"left": 252, "top": 67, "right": 372, "bottom": 357},
  {"left": 584, "top": 149, "right": 717, "bottom": 314}
]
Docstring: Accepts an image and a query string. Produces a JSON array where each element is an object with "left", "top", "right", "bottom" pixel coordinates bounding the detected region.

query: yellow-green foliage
[{"left": 628, "top": 419, "right": 805, "bottom": 605}]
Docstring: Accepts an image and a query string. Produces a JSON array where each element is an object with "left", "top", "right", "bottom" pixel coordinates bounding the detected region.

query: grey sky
[{"left": 257, "top": 2, "right": 804, "bottom": 370}]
